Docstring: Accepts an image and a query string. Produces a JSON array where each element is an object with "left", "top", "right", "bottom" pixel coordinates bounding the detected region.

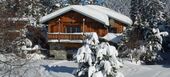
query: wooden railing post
[
  {"left": 83, "top": 18, "right": 85, "bottom": 42},
  {"left": 48, "top": 33, "right": 86, "bottom": 43},
  {"left": 58, "top": 18, "right": 61, "bottom": 42}
]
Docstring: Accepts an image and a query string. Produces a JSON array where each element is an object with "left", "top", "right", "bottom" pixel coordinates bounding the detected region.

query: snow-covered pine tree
[
  {"left": 74, "top": 33, "right": 123, "bottom": 77},
  {"left": 2, "top": 0, "right": 70, "bottom": 26},
  {"left": 130, "top": 0, "right": 144, "bottom": 25},
  {"left": 126, "top": 0, "right": 168, "bottom": 64},
  {"left": 141, "top": 0, "right": 168, "bottom": 63},
  {"left": 0, "top": 0, "right": 47, "bottom": 27},
  {"left": 104, "top": 0, "right": 131, "bottom": 16},
  {"left": 117, "top": 0, "right": 144, "bottom": 63}
]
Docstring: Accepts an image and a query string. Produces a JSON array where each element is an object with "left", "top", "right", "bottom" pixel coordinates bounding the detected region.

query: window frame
[{"left": 65, "top": 25, "right": 81, "bottom": 33}]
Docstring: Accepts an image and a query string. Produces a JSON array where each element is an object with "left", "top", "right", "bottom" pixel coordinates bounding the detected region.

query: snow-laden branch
[{"left": 74, "top": 32, "right": 124, "bottom": 77}]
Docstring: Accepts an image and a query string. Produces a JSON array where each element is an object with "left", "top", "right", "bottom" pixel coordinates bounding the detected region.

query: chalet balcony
[{"left": 48, "top": 33, "right": 86, "bottom": 43}]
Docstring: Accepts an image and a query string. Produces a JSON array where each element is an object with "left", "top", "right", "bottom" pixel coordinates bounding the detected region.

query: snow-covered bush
[{"left": 74, "top": 33, "right": 123, "bottom": 77}]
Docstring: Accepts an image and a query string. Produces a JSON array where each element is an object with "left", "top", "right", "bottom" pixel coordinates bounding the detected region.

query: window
[{"left": 66, "top": 26, "right": 81, "bottom": 33}]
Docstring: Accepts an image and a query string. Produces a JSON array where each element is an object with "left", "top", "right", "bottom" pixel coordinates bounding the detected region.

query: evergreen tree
[
  {"left": 104, "top": 0, "right": 131, "bottom": 16},
  {"left": 127, "top": 0, "right": 168, "bottom": 64},
  {"left": 142, "top": 0, "right": 168, "bottom": 63},
  {"left": 74, "top": 33, "right": 123, "bottom": 77}
]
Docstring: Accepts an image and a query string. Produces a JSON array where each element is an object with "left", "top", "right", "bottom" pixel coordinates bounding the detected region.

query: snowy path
[
  {"left": 35, "top": 60, "right": 170, "bottom": 77},
  {"left": 9, "top": 60, "right": 170, "bottom": 77},
  {"left": 17, "top": 52, "right": 170, "bottom": 77},
  {"left": 32, "top": 60, "right": 78, "bottom": 77}
]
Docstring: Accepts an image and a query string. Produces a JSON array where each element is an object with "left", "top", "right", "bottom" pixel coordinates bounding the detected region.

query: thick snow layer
[
  {"left": 21, "top": 45, "right": 40, "bottom": 51},
  {"left": 102, "top": 33, "right": 123, "bottom": 43},
  {"left": 0, "top": 54, "right": 6, "bottom": 61},
  {"left": 86, "top": 5, "right": 132, "bottom": 25},
  {"left": 26, "top": 53, "right": 46, "bottom": 60},
  {"left": 40, "top": 5, "right": 132, "bottom": 26},
  {"left": 84, "top": 32, "right": 99, "bottom": 45},
  {"left": 40, "top": 5, "right": 109, "bottom": 25},
  {"left": 48, "top": 39, "right": 83, "bottom": 43},
  {"left": 92, "top": 71, "right": 104, "bottom": 77},
  {"left": 120, "top": 60, "right": 170, "bottom": 77},
  {"left": 1, "top": 60, "right": 170, "bottom": 77}
]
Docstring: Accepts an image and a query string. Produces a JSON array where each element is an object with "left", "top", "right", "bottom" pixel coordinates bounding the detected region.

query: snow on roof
[
  {"left": 40, "top": 5, "right": 132, "bottom": 26},
  {"left": 86, "top": 5, "right": 132, "bottom": 25},
  {"left": 102, "top": 33, "right": 123, "bottom": 43},
  {"left": 40, "top": 5, "right": 109, "bottom": 25}
]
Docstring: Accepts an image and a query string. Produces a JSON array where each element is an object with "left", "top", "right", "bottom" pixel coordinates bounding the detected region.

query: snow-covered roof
[
  {"left": 40, "top": 5, "right": 132, "bottom": 26},
  {"left": 86, "top": 5, "right": 132, "bottom": 25},
  {"left": 102, "top": 33, "right": 123, "bottom": 43}
]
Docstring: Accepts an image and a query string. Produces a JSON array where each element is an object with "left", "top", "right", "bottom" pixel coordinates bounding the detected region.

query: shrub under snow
[{"left": 74, "top": 33, "right": 123, "bottom": 77}]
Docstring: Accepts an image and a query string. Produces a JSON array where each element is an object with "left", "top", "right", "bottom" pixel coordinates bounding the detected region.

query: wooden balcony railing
[{"left": 48, "top": 33, "right": 85, "bottom": 41}]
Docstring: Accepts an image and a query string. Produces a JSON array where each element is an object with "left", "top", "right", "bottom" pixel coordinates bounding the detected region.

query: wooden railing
[{"left": 48, "top": 33, "right": 85, "bottom": 40}]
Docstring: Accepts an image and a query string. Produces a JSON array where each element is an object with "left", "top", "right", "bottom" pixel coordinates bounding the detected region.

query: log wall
[{"left": 48, "top": 11, "right": 108, "bottom": 37}]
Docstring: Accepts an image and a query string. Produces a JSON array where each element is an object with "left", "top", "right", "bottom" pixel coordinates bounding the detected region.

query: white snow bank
[
  {"left": 35, "top": 60, "right": 170, "bottom": 77},
  {"left": 120, "top": 60, "right": 170, "bottom": 77},
  {"left": 0, "top": 54, "right": 6, "bottom": 61},
  {"left": 1, "top": 60, "right": 169, "bottom": 77},
  {"left": 26, "top": 53, "right": 45, "bottom": 60},
  {"left": 0, "top": 53, "right": 18, "bottom": 62},
  {"left": 76, "top": 44, "right": 92, "bottom": 65},
  {"left": 92, "top": 71, "right": 104, "bottom": 77},
  {"left": 102, "top": 33, "right": 123, "bottom": 43},
  {"left": 84, "top": 32, "right": 99, "bottom": 45},
  {"left": 40, "top": 5, "right": 132, "bottom": 26},
  {"left": 21, "top": 45, "right": 41, "bottom": 51}
]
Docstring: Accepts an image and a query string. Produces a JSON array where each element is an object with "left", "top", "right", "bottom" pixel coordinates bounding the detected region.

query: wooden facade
[
  {"left": 48, "top": 11, "right": 108, "bottom": 36},
  {"left": 46, "top": 10, "right": 126, "bottom": 49},
  {"left": 109, "top": 19, "right": 125, "bottom": 33},
  {"left": 40, "top": 5, "right": 132, "bottom": 59}
]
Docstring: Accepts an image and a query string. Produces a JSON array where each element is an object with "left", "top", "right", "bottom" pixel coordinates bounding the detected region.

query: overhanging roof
[{"left": 40, "top": 5, "right": 132, "bottom": 26}]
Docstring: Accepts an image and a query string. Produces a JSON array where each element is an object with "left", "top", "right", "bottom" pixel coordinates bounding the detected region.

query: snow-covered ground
[
  {"left": 120, "top": 61, "right": 170, "bottom": 77},
  {"left": 9, "top": 59, "right": 169, "bottom": 77},
  {"left": 19, "top": 60, "right": 78, "bottom": 77}
]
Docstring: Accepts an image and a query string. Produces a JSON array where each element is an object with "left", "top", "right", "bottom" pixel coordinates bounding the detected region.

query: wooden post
[
  {"left": 83, "top": 18, "right": 85, "bottom": 42},
  {"left": 83, "top": 18, "right": 85, "bottom": 33},
  {"left": 58, "top": 18, "right": 61, "bottom": 42}
]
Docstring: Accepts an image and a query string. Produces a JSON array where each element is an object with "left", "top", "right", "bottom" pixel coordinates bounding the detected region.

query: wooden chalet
[{"left": 40, "top": 5, "right": 132, "bottom": 52}]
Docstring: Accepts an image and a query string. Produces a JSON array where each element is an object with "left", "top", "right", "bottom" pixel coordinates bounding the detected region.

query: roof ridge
[{"left": 39, "top": 5, "right": 132, "bottom": 26}]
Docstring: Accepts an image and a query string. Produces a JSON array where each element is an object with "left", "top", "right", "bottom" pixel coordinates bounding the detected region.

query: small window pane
[{"left": 66, "top": 26, "right": 81, "bottom": 33}]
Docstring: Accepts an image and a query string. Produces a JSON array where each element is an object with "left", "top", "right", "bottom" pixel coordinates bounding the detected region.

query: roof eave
[{"left": 40, "top": 6, "right": 110, "bottom": 26}]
